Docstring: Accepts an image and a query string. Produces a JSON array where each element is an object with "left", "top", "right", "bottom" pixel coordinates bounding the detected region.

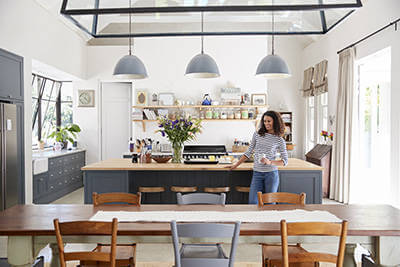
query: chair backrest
[
  {"left": 53, "top": 218, "right": 118, "bottom": 267},
  {"left": 177, "top": 192, "right": 226, "bottom": 205},
  {"left": 280, "top": 220, "right": 348, "bottom": 267},
  {"left": 92, "top": 192, "right": 141, "bottom": 206},
  {"left": 170, "top": 220, "right": 241, "bottom": 267},
  {"left": 257, "top": 192, "right": 306, "bottom": 207}
]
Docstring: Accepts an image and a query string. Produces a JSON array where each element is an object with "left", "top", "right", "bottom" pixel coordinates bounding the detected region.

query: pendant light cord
[
  {"left": 129, "top": 0, "right": 132, "bottom": 55},
  {"left": 201, "top": 12, "right": 204, "bottom": 54},
  {"left": 271, "top": 0, "right": 275, "bottom": 55}
]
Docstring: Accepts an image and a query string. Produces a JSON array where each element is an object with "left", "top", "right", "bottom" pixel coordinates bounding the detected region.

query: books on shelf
[
  {"left": 143, "top": 109, "right": 157, "bottom": 120},
  {"left": 132, "top": 109, "right": 143, "bottom": 120}
]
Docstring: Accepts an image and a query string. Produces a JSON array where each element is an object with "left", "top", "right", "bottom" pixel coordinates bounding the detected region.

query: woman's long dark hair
[{"left": 257, "top": 111, "right": 285, "bottom": 137}]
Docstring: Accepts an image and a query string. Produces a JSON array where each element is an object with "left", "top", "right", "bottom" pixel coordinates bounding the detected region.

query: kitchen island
[{"left": 82, "top": 158, "right": 323, "bottom": 204}]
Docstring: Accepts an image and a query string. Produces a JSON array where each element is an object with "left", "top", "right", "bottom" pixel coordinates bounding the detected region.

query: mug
[{"left": 54, "top": 142, "right": 64, "bottom": 151}]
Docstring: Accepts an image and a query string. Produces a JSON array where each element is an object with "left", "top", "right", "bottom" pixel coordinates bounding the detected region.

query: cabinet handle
[
  {"left": 58, "top": 182, "right": 62, "bottom": 185},
  {"left": 59, "top": 171, "right": 62, "bottom": 174},
  {"left": 39, "top": 178, "right": 44, "bottom": 181},
  {"left": 50, "top": 186, "right": 54, "bottom": 189},
  {"left": 50, "top": 174, "right": 54, "bottom": 177}
]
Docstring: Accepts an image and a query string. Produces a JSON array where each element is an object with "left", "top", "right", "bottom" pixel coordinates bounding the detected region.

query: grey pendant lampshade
[
  {"left": 256, "top": 1, "right": 290, "bottom": 79},
  {"left": 256, "top": 54, "right": 290, "bottom": 79},
  {"left": 185, "top": 12, "right": 220, "bottom": 78},
  {"left": 185, "top": 52, "right": 220, "bottom": 78},
  {"left": 113, "top": 0, "right": 147, "bottom": 79},
  {"left": 113, "top": 55, "right": 148, "bottom": 79}
]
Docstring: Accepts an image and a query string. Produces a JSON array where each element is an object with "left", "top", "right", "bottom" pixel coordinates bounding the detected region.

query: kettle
[{"left": 202, "top": 94, "right": 212, "bottom": 105}]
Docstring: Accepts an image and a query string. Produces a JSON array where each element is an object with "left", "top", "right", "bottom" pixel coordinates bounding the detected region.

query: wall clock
[{"left": 78, "top": 90, "right": 95, "bottom": 107}]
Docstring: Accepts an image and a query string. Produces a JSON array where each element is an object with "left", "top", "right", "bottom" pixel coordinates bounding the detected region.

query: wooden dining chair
[
  {"left": 259, "top": 192, "right": 307, "bottom": 267},
  {"left": 281, "top": 220, "right": 348, "bottom": 267},
  {"left": 53, "top": 218, "right": 118, "bottom": 267},
  {"left": 91, "top": 192, "right": 139, "bottom": 266},
  {"left": 257, "top": 192, "right": 306, "bottom": 207},
  {"left": 93, "top": 192, "right": 141, "bottom": 206}
]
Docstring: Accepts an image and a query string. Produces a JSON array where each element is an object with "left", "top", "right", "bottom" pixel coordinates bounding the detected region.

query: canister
[
  {"left": 213, "top": 108, "right": 220, "bottom": 119},
  {"left": 234, "top": 109, "right": 241, "bottom": 119},
  {"left": 205, "top": 108, "right": 213, "bottom": 119},
  {"left": 241, "top": 108, "right": 249, "bottom": 119}
]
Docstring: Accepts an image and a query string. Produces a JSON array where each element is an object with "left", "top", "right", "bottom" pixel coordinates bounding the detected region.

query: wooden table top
[
  {"left": 0, "top": 204, "right": 399, "bottom": 236},
  {"left": 82, "top": 158, "right": 323, "bottom": 171}
]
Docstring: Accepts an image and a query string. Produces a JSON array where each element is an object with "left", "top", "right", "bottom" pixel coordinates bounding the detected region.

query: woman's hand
[
  {"left": 225, "top": 163, "right": 238, "bottom": 170},
  {"left": 260, "top": 157, "right": 272, "bottom": 165}
]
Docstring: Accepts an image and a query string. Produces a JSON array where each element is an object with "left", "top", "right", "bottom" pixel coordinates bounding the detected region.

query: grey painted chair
[
  {"left": 176, "top": 192, "right": 226, "bottom": 205},
  {"left": 170, "top": 220, "right": 241, "bottom": 267}
]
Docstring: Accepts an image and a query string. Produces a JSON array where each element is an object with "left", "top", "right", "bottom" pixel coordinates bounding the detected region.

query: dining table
[{"left": 1, "top": 204, "right": 400, "bottom": 266}]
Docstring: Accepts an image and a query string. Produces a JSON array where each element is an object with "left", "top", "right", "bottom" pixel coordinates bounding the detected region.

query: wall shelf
[
  {"left": 133, "top": 119, "right": 259, "bottom": 131},
  {"left": 132, "top": 105, "right": 268, "bottom": 109}
]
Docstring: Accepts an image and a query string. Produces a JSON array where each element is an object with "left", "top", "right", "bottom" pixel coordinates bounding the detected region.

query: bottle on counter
[{"left": 129, "top": 138, "right": 135, "bottom": 152}]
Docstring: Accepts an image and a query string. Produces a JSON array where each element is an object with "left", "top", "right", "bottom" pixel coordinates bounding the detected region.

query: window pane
[
  {"left": 42, "top": 80, "right": 60, "bottom": 101},
  {"left": 41, "top": 101, "right": 57, "bottom": 141},
  {"left": 309, "top": 97, "right": 314, "bottom": 107},
  {"left": 321, "top": 92, "right": 328, "bottom": 105},
  {"left": 61, "top": 82, "right": 73, "bottom": 102},
  {"left": 61, "top": 102, "right": 73, "bottom": 127},
  {"left": 322, "top": 106, "right": 328, "bottom": 129}
]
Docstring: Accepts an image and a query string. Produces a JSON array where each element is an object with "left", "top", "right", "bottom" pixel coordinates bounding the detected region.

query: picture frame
[
  {"left": 78, "top": 90, "right": 95, "bottom": 107},
  {"left": 158, "top": 93, "right": 175, "bottom": 106},
  {"left": 251, "top": 93, "right": 267, "bottom": 105},
  {"left": 136, "top": 90, "right": 148, "bottom": 106}
]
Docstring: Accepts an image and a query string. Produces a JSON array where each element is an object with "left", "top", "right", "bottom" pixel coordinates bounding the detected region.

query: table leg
[
  {"left": 7, "top": 236, "right": 34, "bottom": 267},
  {"left": 377, "top": 236, "right": 400, "bottom": 266}
]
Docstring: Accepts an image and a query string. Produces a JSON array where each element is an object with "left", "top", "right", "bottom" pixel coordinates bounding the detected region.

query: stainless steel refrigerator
[{"left": 0, "top": 102, "right": 18, "bottom": 210}]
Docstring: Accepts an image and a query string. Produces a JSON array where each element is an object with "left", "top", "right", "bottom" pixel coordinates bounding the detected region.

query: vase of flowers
[
  {"left": 321, "top": 130, "right": 334, "bottom": 145},
  {"left": 156, "top": 116, "right": 202, "bottom": 163}
]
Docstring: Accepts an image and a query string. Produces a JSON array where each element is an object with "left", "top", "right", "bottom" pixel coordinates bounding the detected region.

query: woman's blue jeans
[{"left": 248, "top": 170, "right": 279, "bottom": 204}]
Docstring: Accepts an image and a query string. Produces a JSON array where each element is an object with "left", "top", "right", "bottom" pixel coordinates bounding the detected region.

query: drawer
[
  {"left": 48, "top": 157, "right": 63, "bottom": 168},
  {"left": 49, "top": 168, "right": 64, "bottom": 180}
]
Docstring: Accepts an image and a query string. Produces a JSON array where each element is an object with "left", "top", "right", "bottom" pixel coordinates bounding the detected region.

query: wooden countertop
[{"left": 82, "top": 158, "right": 323, "bottom": 171}]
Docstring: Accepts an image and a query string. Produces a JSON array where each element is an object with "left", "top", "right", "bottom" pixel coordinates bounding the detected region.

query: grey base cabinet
[
  {"left": 83, "top": 169, "right": 322, "bottom": 204},
  {"left": 33, "top": 151, "right": 85, "bottom": 204}
]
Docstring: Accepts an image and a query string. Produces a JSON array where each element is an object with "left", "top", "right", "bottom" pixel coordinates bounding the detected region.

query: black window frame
[{"left": 31, "top": 73, "right": 73, "bottom": 145}]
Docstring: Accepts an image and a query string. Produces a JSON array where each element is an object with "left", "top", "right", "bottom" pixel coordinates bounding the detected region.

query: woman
[{"left": 228, "top": 110, "right": 288, "bottom": 204}]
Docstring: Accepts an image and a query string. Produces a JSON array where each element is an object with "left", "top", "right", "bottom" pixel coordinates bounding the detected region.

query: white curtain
[{"left": 330, "top": 48, "right": 355, "bottom": 203}]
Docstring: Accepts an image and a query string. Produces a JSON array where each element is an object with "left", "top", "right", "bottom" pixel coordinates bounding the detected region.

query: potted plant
[{"left": 48, "top": 124, "right": 81, "bottom": 149}]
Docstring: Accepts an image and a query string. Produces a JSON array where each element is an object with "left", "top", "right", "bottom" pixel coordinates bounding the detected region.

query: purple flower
[
  {"left": 161, "top": 130, "right": 165, "bottom": 137},
  {"left": 158, "top": 124, "right": 163, "bottom": 128}
]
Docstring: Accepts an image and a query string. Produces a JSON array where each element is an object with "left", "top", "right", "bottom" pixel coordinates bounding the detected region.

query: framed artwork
[
  {"left": 78, "top": 90, "right": 95, "bottom": 107},
  {"left": 251, "top": 93, "right": 267, "bottom": 105},
  {"left": 158, "top": 93, "right": 175, "bottom": 106},
  {"left": 136, "top": 90, "right": 148, "bottom": 106}
]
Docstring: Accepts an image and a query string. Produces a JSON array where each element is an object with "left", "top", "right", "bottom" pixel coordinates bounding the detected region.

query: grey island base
[{"left": 82, "top": 158, "right": 323, "bottom": 204}]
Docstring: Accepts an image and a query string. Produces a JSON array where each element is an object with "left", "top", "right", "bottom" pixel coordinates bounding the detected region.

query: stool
[
  {"left": 138, "top": 187, "right": 165, "bottom": 204},
  {"left": 170, "top": 186, "right": 197, "bottom": 193},
  {"left": 204, "top": 187, "right": 230, "bottom": 193},
  {"left": 235, "top": 186, "right": 250, "bottom": 204}
]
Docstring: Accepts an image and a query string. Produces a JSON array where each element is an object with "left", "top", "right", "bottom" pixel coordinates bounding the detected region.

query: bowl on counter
[{"left": 151, "top": 155, "right": 172, "bottom": 163}]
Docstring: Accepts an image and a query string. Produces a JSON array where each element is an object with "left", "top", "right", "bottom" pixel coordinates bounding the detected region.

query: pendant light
[
  {"left": 113, "top": 0, "right": 148, "bottom": 79},
  {"left": 185, "top": 12, "right": 220, "bottom": 78},
  {"left": 256, "top": 2, "right": 290, "bottom": 79}
]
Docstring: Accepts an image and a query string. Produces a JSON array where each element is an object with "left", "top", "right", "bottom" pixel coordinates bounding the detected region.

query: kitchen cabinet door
[{"left": 0, "top": 48, "right": 24, "bottom": 101}]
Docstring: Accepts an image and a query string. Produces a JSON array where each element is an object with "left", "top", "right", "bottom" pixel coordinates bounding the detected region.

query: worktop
[
  {"left": 82, "top": 158, "right": 323, "bottom": 171},
  {"left": 32, "top": 148, "right": 86, "bottom": 159},
  {"left": 82, "top": 158, "right": 322, "bottom": 204}
]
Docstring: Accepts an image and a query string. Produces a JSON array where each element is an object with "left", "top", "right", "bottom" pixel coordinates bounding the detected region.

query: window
[
  {"left": 350, "top": 47, "right": 391, "bottom": 204},
  {"left": 306, "top": 92, "right": 329, "bottom": 152},
  {"left": 31, "top": 74, "right": 73, "bottom": 147}
]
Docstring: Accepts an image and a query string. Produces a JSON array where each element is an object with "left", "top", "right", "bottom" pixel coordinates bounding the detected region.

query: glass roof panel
[
  {"left": 66, "top": 0, "right": 360, "bottom": 9},
  {"left": 62, "top": 0, "right": 361, "bottom": 38}
]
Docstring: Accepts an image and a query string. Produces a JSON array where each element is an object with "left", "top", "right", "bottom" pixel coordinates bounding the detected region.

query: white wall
[
  {"left": 301, "top": 0, "right": 400, "bottom": 204},
  {"left": 0, "top": 0, "right": 87, "bottom": 203},
  {"left": 76, "top": 36, "right": 304, "bottom": 164}
]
